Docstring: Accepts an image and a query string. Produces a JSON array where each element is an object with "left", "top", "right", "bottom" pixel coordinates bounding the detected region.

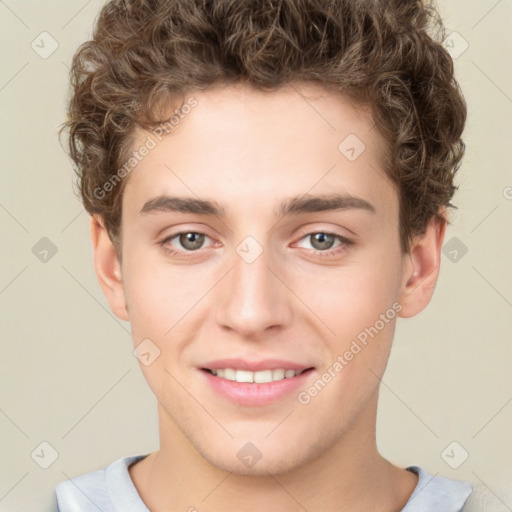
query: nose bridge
[{"left": 215, "top": 238, "right": 292, "bottom": 337}]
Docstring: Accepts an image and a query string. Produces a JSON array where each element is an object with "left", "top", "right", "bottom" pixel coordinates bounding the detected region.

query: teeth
[
  {"left": 235, "top": 370, "right": 254, "bottom": 383},
  {"left": 254, "top": 370, "right": 272, "bottom": 383},
  {"left": 272, "top": 368, "right": 285, "bottom": 381},
  {"left": 209, "top": 368, "right": 304, "bottom": 383},
  {"left": 224, "top": 368, "right": 236, "bottom": 381}
]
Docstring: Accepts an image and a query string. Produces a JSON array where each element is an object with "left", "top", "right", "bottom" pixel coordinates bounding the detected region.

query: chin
[
  {"left": 207, "top": 452, "right": 305, "bottom": 477},
  {"left": 194, "top": 435, "right": 323, "bottom": 477}
]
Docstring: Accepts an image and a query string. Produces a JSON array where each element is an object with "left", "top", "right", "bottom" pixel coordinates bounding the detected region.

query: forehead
[{"left": 123, "top": 83, "right": 396, "bottom": 221}]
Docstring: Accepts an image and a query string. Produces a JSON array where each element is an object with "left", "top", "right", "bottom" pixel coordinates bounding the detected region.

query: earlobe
[
  {"left": 398, "top": 213, "right": 447, "bottom": 318},
  {"left": 90, "top": 215, "right": 129, "bottom": 321}
]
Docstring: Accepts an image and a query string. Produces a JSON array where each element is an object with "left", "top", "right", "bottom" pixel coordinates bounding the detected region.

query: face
[{"left": 109, "top": 83, "right": 415, "bottom": 475}]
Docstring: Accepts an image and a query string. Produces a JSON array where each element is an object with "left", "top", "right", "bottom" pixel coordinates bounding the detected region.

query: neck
[{"left": 129, "top": 394, "right": 417, "bottom": 511}]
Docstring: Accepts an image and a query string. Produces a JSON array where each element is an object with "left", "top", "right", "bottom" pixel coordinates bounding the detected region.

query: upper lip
[{"left": 201, "top": 358, "right": 314, "bottom": 372}]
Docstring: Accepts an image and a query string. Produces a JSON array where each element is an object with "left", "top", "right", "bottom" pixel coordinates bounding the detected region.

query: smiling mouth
[{"left": 201, "top": 367, "right": 314, "bottom": 384}]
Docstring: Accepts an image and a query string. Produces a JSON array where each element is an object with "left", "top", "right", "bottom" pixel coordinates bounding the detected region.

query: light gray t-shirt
[{"left": 54, "top": 454, "right": 473, "bottom": 511}]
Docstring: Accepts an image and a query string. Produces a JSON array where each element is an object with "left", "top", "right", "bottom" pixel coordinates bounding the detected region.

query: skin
[{"left": 91, "top": 82, "right": 446, "bottom": 511}]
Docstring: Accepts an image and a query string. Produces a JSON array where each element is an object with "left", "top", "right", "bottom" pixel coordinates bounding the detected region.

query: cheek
[
  {"left": 122, "top": 263, "right": 195, "bottom": 403},
  {"left": 290, "top": 246, "right": 402, "bottom": 385},
  {"left": 122, "top": 254, "right": 205, "bottom": 341},
  {"left": 297, "top": 261, "right": 400, "bottom": 338},
  {"left": 123, "top": 272, "right": 170, "bottom": 342}
]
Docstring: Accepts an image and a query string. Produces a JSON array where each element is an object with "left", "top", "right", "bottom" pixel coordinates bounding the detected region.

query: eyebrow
[{"left": 140, "top": 193, "right": 376, "bottom": 218}]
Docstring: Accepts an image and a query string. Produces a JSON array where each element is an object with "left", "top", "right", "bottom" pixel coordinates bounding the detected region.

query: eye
[
  {"left": 160, "top": 230, "right": 352, "bottom": 258},
  {"left": 295, "top": 232, "right": 352, "bottom": 254},
  {"left": 161, "top": 231, "right": 212, "bottom": 253}
]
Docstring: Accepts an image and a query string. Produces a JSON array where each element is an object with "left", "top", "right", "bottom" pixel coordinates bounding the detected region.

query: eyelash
[{"left": 160, "top": 230, "right": 353, "bottom": 259}]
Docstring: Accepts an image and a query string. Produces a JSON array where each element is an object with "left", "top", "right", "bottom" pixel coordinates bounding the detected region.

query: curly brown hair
[{"left": 60, "top": 0, "right": 467, "bottom": 253}]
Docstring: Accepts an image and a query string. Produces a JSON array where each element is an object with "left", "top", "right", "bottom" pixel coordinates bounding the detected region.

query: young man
[{"left": 56, "top": 0, "right": 472, "bottom": 510}]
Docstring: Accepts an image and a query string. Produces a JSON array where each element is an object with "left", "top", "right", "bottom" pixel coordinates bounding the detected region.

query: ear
[
  {"left": 90, "top": 215, "right": 129, "bottom": 321},
  {"left": 398, "top": 211, "right": 447, "bottom": 318}
]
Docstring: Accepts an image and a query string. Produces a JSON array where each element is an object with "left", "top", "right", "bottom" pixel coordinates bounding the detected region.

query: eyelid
[{"left": 293, "top": 223, "right": 354, "bottom": 243}]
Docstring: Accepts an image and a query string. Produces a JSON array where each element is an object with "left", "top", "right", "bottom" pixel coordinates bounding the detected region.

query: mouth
[{"left": 199, "top": 360, "right": 315, "bottom": 406}]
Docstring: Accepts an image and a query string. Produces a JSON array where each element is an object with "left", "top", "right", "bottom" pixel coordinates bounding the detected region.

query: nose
[{"left": 215, "top": 244, "right": 293, "bottom": 339}]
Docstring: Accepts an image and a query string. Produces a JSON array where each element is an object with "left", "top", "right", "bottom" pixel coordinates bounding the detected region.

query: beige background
[{"left": 0, "top": 0, "right": 511, "bottom": 510}]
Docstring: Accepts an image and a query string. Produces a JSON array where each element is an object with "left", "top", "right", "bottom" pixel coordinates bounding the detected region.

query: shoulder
[
  {"left": 462, "top": 479, "right": 512, "bottom": 512},
  {"left": 54, "top": 454, "right": 148, "bottom": 511},
  {"left": 55, "top": 466, "right": 109, "bottom": 509},
  {"left": 401, "top": 466, "right": 473, "bottom": 512}
]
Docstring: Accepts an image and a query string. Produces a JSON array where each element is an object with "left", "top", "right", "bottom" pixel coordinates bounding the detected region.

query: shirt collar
[{"left": 401, "top": 465, "right": 473, "bottom": 512}]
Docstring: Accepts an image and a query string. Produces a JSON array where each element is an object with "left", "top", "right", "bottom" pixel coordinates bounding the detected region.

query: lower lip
[{"left": 201, "top": 369, "right": 314, "bottom": 406}]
